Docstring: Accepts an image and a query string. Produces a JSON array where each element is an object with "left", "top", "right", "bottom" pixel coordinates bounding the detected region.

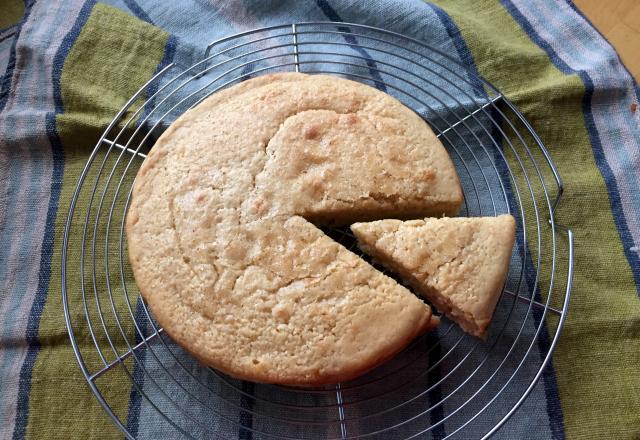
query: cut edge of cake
[{"left": 351, "top": 215, "right": 516, "bottom": 337}]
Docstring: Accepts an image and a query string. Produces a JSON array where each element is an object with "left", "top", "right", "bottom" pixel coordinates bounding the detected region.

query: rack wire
[{"left": 62, "top": 22, "right": 574, "bottom": 439}]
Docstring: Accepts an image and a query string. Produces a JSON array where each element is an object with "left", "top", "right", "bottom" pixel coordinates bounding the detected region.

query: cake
[{"left": 126, "top": 73, "right": 462, "bottom": 384}]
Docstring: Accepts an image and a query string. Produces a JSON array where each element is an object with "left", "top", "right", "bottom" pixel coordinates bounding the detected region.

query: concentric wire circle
[{"left": 62, "top": 22, "right": 574, "bottom": 439}]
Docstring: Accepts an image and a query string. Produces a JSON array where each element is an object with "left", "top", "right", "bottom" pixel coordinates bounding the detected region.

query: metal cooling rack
[{"left": 62, "top": 22, "right": 574, "bottom": 439}]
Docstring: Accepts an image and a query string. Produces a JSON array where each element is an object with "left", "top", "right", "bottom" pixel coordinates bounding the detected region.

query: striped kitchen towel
[{"left": 0, "top": 0, "right": 638, "bottom": 439}]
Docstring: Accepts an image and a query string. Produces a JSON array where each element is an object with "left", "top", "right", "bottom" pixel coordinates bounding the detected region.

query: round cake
[{"left": 126, "top": 73, "right": 462, "bottom": 385}]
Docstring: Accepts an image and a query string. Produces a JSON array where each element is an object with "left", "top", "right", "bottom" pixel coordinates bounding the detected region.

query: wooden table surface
[{"left": 573, "top": 0, "right": 640, "bottom": 80}]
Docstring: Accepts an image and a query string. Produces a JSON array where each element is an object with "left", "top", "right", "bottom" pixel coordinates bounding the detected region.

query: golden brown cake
[
  {"left": 126, "top": 73, "right": 462, "bottom": 384},
  {"left": 351, "top": 215, "right": 516, "bottom": 337}
]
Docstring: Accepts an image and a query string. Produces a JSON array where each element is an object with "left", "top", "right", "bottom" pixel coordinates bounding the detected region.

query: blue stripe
[
  {"left": 240, "top": 61, "right": 256, "bottom": 81},
  {"left": 12, "top": 2, "right": 96, "bottom": 438},
  {"left": 140, "top": 33, "right": 177, "bottom": 123},
  {"left": 161, "top": 35, "right": 177, "bottom": 72},
  {"left": 429, "top": 4, "right": 485, "bottom": 98},
  {"left": 425, "top": 329, "right": 446, "bottom": 439},
  {"left": 430, "top": 3, "right": 566, "bottom": 437},
  {"left": 0, "top": 23, "right": 18, "bottom": 39},
  {"left": 122, "top": 0, "right": 154, "bottom": 25},
  {"left": 238, "top": 381, "right": 255, "bottom": 440},
  {"left": 492, "top": 104, "right": 566, "bottom": 440},
  {"left": 500, "top": 0, "right": 640, "bottom": 297},
  {"left": 314, "top": 0, "right": 387, "bottom": 92},
  {"left": 125, "top": 34, "right": 178, "bottom": 433},
  {"left": 0, "top": 1, "right": 35, "bottom": 113},
  {"left": 125, "top": 299, "right": 149, "bottom": 437}
]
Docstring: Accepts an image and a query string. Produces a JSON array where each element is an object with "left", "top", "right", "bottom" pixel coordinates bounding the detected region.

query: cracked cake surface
[
  {"left": 126, "top": 73, "right": 462, "bottom": 384},
  {"left": 351, "top": 215, "right": 516, "bottom": 337}
]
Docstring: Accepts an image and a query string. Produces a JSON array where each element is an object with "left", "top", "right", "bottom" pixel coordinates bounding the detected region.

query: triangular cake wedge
[{"left": 351, "top": 215, "right": 516, "bottom": 337}]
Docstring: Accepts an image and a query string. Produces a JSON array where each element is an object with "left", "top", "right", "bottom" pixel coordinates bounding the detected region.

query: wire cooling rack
[{"left": 62, "top": 22, "right": 574, "bottom": 439}]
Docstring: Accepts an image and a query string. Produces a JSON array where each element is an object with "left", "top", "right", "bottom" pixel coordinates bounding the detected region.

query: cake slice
[{"left": 351, "top": 215, "right": 516, "bottom": 337}]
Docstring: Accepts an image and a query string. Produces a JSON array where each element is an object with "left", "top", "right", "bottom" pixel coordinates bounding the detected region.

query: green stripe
[
  {"left": 0, "top": 0, "right": 24, "bottom": 30},
  {"left": 432, "top": 1, "right": 640, "bottom": 438},
  {"left": 26, "top": 4, "right": 169, "bottom": 438}
]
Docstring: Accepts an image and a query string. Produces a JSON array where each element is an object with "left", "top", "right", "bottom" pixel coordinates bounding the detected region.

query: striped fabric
[{"left": 0, "top": 1, "right": 638, "bottom": 439}]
